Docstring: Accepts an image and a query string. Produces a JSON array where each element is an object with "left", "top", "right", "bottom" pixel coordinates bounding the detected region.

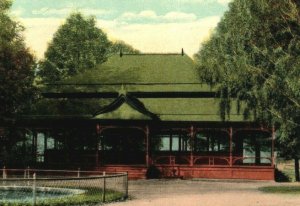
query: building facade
[{"left": 1, "top": 53, "right": 275, "bottom": 180}]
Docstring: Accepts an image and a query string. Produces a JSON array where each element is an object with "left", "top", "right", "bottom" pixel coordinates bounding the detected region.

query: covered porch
[
  {"left": 95, "top": 123, "right": 275, "bottom": 180},
  {"left": 18, "top": 121, "right": 275, "bottom": 180}
]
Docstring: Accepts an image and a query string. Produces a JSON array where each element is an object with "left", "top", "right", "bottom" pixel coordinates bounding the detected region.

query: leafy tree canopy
[
  {"left": 0, "top": 0, "right": 35, "bottom": 119},
  {"left": 195, "top": 0, "right": 300, "bottom": 175},
  {"left": 36, "top": 12, "right": 140, "bottom": 116},
  {"left": 108, "top": 40, "right": 140, "bottom": 55},
  {"left": 38, "top": 12, "right": 111, "bottom": 82},
  {"left": 0, "top": 0, "right": 36, "bottom": 167}
]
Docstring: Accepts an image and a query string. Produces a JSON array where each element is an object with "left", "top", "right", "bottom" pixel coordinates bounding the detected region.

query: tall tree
[
  {"left": 0, "top": 0, "right": 35, "bottom": 119},
  {"left": 0, "top": 0, "right": 36, "bottom": 166},
  {"left": 38, "top": 12, "right": 111, "bottom": 82},
  {"left": 195, "top": 0, "right": 300, "bottom": 180}
]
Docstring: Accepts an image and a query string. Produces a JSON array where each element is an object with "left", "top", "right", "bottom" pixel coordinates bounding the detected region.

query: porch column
[
  {"left": 229, "top": 127, "right": 233, "bottom": 167},
  {"left": 271, "top": 126, "right": 275, "bottom": 167},
  {"left": 145, "top": 125, "right": 150, "bottom": 167},
  {"left": 190, "top": 126, "right": 194, "bottom": 166},
  {"left": 32, "top": 131, "right": 37, "bottom": 163},
  {"left": 44, "top": 131, "right": 48, "bottom": 163},
  {"left": 95, "top": 142, "right": 99, "bottom": 167},
  {"left": 44, "top": 132, "right": 48, "bottom": 151},
  {"left": 96, "top": 124, "right": 101, "bottom": 167}
]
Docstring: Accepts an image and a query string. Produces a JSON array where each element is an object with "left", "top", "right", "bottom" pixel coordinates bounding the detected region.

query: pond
[{"left": 0, "top": 186, "right": 85, "bottom": 203}]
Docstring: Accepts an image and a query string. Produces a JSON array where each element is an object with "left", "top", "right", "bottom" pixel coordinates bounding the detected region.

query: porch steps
[{"left": 96, "top": 165, "right": 147, "bottom": 179}]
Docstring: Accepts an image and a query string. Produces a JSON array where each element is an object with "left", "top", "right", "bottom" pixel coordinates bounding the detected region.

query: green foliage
[
  {"left": 195, "top": 0, "right": 300, "bottom": 158},
  {"left": 146, "top": 165, "right": 161, "bottom": 179},
  {"left": 35, "top": 13, "right": 141, "bottom": 117},
  {"left": 108, "top": 40, "right": 140, "bottom": 55},
  {"left": 259, "top": 186, "right": 300, "bottom": 194},
  {"left": 38, "top": 12, "right": 111, "bottom": 82},
  {"left": 0, "top": 0, "right": 36, "bottom": 167},
  {"left": 275, "top": 168, "right": 291, "bottom": 182},
  {"left": 0, "top": 0, "right": 36, "bottom": 118}
]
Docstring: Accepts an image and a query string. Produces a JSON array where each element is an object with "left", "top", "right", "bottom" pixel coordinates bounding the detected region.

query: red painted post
[
  {"left": 96, "top": 124, "right": 101, "bottom": 134},
  {"left": 96, "top": 124, "right": 101, "bottom": 167},
  {"left": 95, "top": 143, "right": 99, "bottom": 167},
  {"left": 145, "top": 125, "right": 150, "bottom": 167},
  {"left": 271, "top": 126, "right": 275, "bottom": 167},
  {"left": 190, "top": 126, "right": 194, "bottom": 167},
  {"left": 229, "top": 127, "right": 233, "bottom": 167}
]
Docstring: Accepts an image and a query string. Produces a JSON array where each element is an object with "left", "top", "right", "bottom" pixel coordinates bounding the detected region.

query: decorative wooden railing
[{"left": 152, "top": 155, "right": 272, "bottom": 167}]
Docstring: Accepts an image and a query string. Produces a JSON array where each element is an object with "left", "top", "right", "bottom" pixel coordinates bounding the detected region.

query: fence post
[
  {"left": 102, "top": 171, "right": 106, "bottom": 203},
  {"left": 27, "top": 166, "right": 30, "bottom": 179},
  {"left": 77, "top": 168, "right": 80, "bottom": 178},
  {"left": 32, "top": 173, "right": 37, "bottom": 206},
  {"left": 125, "top": 172, "right": 128, "bottom": 199},
  {"left": 2, "top": 166, "right": 7, "bottom": 179}
]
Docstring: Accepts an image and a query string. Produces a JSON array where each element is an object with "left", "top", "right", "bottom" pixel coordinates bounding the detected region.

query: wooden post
[
  {"left": 44, "top": 132, "right": 48, "bottom": 163},
  {"left": 32, "top": 131, "right": 37, "bottom": 163},
  {"left": 125, "top": 172, "right": 129, "bottom": 198},
  {"left": 190, "top": 126, "right": 194, "bottom": 166},
  {"left": 102, "top": 171, "right": 106, "bottom": 202},
  {"left": 44, "top": 132, "right": 48, "bottom": 152},
  {"left": 271, "top": 126, "right": 275, "bottom": 167},
  {"left": 145, "top": 125, "right": 150, "bottom": 167},
  {"left": 2, "top": 166, "right": 7, "bottom": 179},
  {"left": 32, "top": 173, "right": 36, "bottom": 206},
  {"left": 95, "top": 143, "right": 99, "bottom": 167},
  {"left": 96, "top": 124, "right": 101, "bottom": 167},
  {"left": 77, "top": 168, "right": 80, "bottom": 178},
  {"left": 229, "top": 127, "right": 233, "bottom": 167}
]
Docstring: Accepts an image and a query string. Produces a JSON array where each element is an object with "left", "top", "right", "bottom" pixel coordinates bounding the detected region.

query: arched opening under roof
[{"left": 99, "top": 128, "right": 146, "bottom": 165}]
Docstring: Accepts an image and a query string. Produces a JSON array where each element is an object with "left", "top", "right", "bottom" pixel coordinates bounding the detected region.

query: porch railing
[{"left": 152, "top": 155, "right": 272, "bottom": 166}]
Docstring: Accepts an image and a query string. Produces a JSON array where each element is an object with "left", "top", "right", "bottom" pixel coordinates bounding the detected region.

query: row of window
[
  {"left": 20, "top": 130, "right": 272, "bottom": 163},
  {"left": 153, "top": 133, "right": 229, "bottom": 152}
]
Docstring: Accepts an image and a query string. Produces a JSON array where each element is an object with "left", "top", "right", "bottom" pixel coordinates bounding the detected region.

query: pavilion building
[{"left": 2, "top": 51, "right": 275, "bottom": 180}]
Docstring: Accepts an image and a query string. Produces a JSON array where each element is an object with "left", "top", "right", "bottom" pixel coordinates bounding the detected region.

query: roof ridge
[
  {"left": 120, "top": 48, "right": 185, "bottom": 56},
  {"left": 121, "top": 53, "right": 183, "bottom": 56}
]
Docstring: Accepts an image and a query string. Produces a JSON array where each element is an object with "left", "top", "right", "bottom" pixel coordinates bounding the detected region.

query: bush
[
  {"left": 275, "top": 168, "right": 291, "bottom": 182},
  {"left": 146, "top": 165, "right": 161, "bottom": 179}
]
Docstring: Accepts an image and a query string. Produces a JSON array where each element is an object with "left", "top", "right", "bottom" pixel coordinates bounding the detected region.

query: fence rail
[{"left": 0, "top": 167, "right": 128, "bottom": 206}]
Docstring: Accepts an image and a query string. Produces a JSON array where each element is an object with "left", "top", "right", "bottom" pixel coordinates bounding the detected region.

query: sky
[{"left": 11, "top": 0, "right": 231, "bottom": 59}]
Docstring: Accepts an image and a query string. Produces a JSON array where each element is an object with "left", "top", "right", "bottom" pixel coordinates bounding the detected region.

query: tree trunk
[{"left": 295, "top": 157, "right": 300, "bottom": 182}]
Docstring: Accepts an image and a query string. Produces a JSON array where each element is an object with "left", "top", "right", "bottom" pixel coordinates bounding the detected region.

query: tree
[
  {"left": 38, "top": 12, "right": 111, "bottom": 82},
  {"left": 108, "top": 40, "right": 140, "bottom": 55},
  {"left": 0, "top": 0, "right": 36, "bottom": 166},
  {"left": 0, "top": 0, "right": 35, "bottom": 119},
  {"left": 195, "top": 0, "right": 300, "bottom": 180}
]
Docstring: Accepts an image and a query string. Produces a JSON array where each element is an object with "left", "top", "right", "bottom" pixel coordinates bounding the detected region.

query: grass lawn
[{"left": 259, "top": 186, "right": 300, "bottom": 194}]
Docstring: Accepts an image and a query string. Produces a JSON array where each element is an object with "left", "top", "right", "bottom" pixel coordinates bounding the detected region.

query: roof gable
[{"left": 93, "top": 94, "right": 159, "bottom": 120}]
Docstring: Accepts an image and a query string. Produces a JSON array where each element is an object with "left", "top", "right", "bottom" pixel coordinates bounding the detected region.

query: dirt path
[{"left": 106, "top": 179, "right": 300, "bottom": 206}]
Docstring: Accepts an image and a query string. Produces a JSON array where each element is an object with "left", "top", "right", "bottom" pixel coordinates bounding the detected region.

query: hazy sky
[{"left": 11, "top": 0, "right": 231, "bottom": 59}]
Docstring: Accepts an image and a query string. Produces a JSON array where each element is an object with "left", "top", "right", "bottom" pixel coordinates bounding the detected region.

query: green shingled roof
[
  {"left": 37, "top": 53, "right": 247, "bottom": 122},
  {"left": 44, "top": 54, "right": 212, "bottom": 93}
]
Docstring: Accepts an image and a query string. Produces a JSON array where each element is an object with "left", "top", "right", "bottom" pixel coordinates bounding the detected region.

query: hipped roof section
[
  {"left": 34, "top": 53, "right": 249, "bottom": 122},
  {"left": 43, "top": 53, "right": 212, "bottom": 93}
]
